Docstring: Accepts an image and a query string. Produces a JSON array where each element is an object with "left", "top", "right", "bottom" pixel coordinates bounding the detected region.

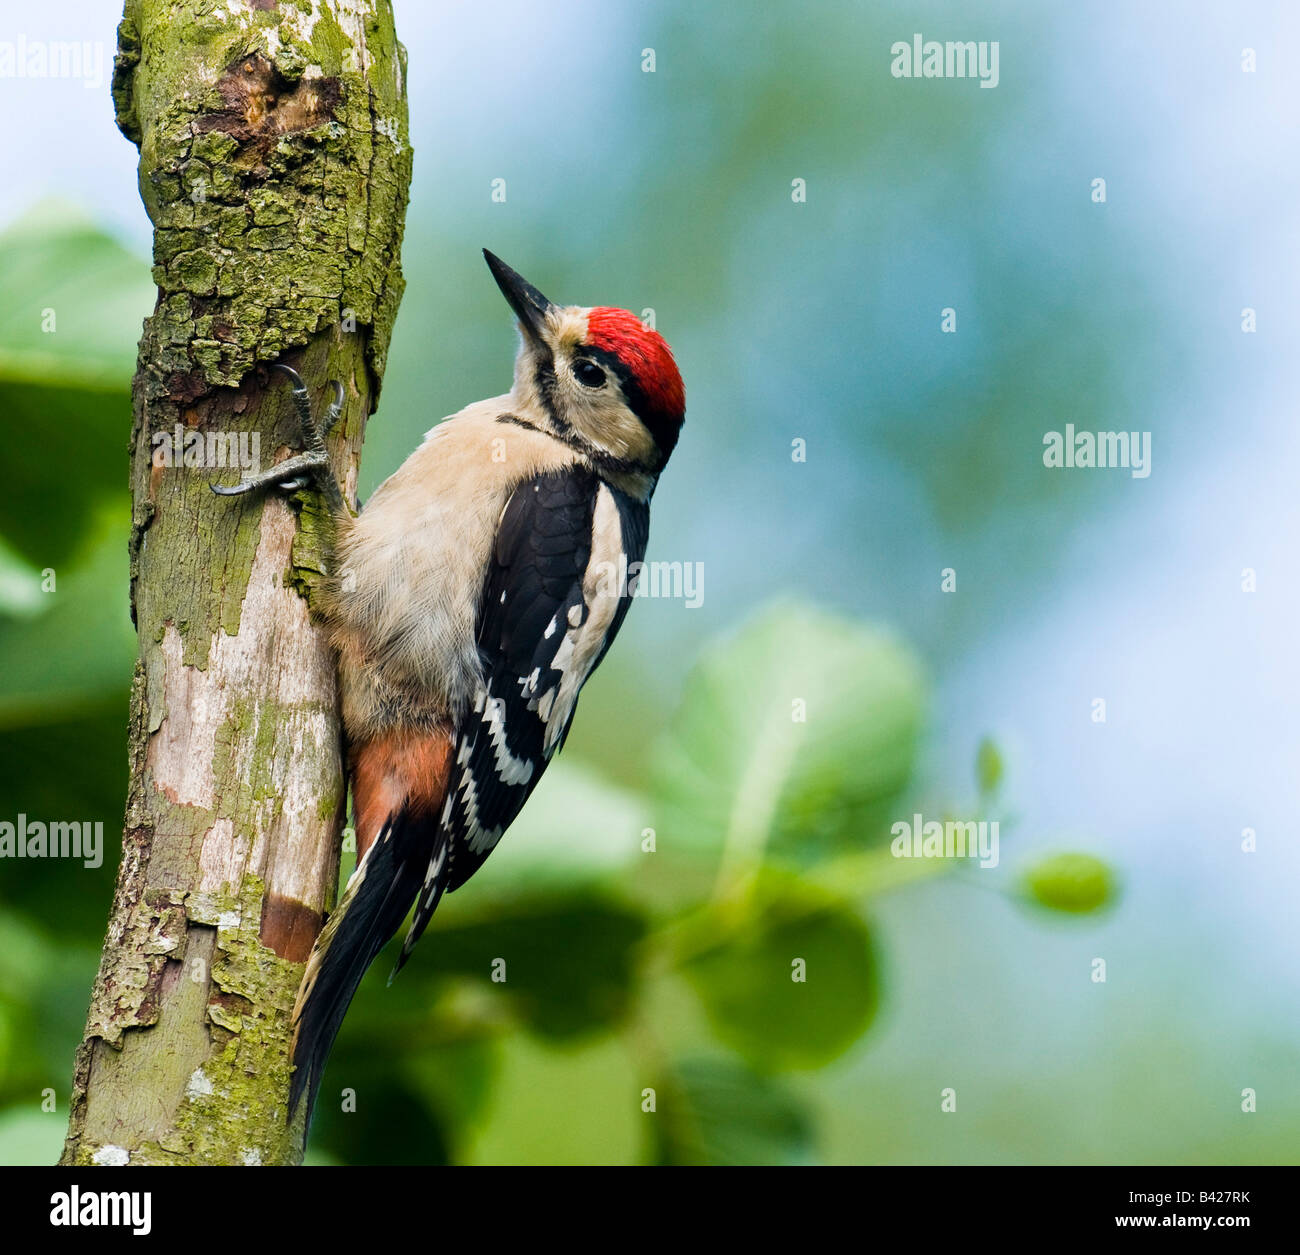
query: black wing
[{"left": 395, "top": 466, "right": 649, "bottom": 966}]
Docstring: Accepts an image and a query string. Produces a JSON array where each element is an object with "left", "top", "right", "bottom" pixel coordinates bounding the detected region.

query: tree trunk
[{"left": 59, "top": 0, "right": 410, "bottom": 1167}]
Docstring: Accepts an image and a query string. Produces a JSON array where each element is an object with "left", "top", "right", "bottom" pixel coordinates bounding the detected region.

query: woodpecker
[{"left": 213, "top": 251, "right": 685, "bottom": 1124}]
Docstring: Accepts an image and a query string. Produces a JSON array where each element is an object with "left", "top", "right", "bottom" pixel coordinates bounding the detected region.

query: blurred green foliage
[
  {"left": 0, "top": 207, "right": 142, "bottom": 1165},
  {"left": 1022, "top": 852, "right": 1116, "bottom": 916}
]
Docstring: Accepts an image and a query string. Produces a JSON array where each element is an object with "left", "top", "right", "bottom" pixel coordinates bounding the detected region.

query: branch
[{"left": 60, "top": 0, "right": 410, "bottom": 1167}]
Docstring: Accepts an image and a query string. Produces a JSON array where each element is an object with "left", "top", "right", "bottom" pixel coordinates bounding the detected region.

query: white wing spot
[
  {"left": 457, "top": 770, "right": 505, "bottom": 854},
  {"left": 482, "top": 696, "right": 536, "bottom": 786}
]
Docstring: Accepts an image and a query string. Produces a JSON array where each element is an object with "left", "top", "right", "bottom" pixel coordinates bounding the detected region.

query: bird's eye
[{"left": 573, "top": 360, "right": 605, "bottom": 388}]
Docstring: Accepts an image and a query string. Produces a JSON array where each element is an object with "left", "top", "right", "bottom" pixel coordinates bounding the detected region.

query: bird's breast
[{"left": 329, "top": 400, "right": 579, "bottom": 739}]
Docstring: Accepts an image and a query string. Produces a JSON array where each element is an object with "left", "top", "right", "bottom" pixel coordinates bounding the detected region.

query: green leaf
[
  {"left": 656, "top": 1057, "right": 815, "bottom": 1165},
  {"left": 1023, "top": 852, "right": 1117, "bottom": 914},
  {"left": 0, "top": 1107, "right": 65, "bottom": 1167},
  {"left": 402, "top": 1038, "right": 500, "bottom": 1136},
  {"left": 309, "top": 1071, "right": 454, "bottom": 1166},
  {"left": 0, "top": 537, "right": 45, "bottom": 618},
  {"left": 464, "top": 759, "right": 646, "bottom": 897},
  {"left": 0, "top": 502, "right": 135, "bottom": 730},
  {"left": 0, "top": 203, "right": 151, "bottom": 564},
  {"left": 680, "top": 878, "right": 879, "bottom": 1071},
  {"left": 650, "top": 602, "right": 925, "bottom": 888},
  {"left": 0, "top": 914, "right": 56, "bottom": 1003},
  {"left": 976, "top": 736, "right": 1003, "bottom": 796},
  {"left": 462, "top": 1034, "right": 642, "bottom": 1165},
  {"left": 426, "top": 894, "right": 648, "bottom": 1041}
]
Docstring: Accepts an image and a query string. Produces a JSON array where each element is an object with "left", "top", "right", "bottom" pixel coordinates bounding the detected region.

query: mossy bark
[{"left": 60, "top": 0, "right": 411, "bottom": 1167}]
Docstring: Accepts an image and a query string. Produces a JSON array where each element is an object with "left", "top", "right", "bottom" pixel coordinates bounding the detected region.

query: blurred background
[{"left": 1, "top": 0, "right": 1297, "bottom": 1164}]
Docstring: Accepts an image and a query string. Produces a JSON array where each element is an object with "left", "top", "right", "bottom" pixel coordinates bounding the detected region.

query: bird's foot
[{"left": 210, "top": 364, "right": 346, "bottom": 511}]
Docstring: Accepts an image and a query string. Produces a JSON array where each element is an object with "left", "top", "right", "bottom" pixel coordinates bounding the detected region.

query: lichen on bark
[{"left": 61, "top": 0, "right": 410, "bottom": 1167}]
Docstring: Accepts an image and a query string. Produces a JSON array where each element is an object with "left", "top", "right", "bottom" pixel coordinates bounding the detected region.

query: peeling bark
[{"left": 60, "top": 0, "right": 411, "bottom": 1167}]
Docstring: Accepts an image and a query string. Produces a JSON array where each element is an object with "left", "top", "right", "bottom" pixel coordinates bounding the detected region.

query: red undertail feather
[{"left": 351, "top": 729, "right": 453, "bottom": 866}]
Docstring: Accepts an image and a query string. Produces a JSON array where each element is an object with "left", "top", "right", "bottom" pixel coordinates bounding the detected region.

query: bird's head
[{"left": 484, "top": 250, "right": 685, "bottom": 475}]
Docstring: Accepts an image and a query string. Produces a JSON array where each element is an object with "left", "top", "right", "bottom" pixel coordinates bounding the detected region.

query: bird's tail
[{"left": 288, "top": 808, "right": 449, "bottom": 1125}]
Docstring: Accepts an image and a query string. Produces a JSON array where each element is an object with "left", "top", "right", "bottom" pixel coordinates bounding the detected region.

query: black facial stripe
[
  {"left": 532, "top": 349, "right": 564, "bottom": 430},
  {"left": 566, "top": 436, "right": 642, "bottom": 478},
  {"left": 551, "top": 424, "right": 643, "bottom": 477},
  {"left": 499, "top": 405, "right": 641, "bottom": 478},
  {"left": 578, "top": 344, "right": 681, "bottom": 464},
  {"left": 496, "top": 413, "right": 542, "bottom": 433}
]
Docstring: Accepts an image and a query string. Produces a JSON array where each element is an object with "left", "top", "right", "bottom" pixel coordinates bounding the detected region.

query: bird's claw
[
  {"left": 209, "top": 365, "right": 345, "bottom": 512},
  {"left": 209, "top": 450, "right": 331, "bottom": 497}
]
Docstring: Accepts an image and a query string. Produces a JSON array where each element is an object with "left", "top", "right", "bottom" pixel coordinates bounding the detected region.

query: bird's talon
[
  {"left": 323, "top": 380, "right": 345, "bottom": 432},
  {"left": 271, "top": 363, "right": 307, "bottom": 391}
]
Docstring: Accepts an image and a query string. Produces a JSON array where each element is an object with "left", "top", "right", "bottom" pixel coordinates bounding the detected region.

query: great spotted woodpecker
[{"left": 214, "top": 251, "right": 685, "bottom": 1123}]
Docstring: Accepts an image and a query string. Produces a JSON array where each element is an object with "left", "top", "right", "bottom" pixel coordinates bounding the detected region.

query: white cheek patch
[{"left": 562, "top": 379, "right": 657, "bottom": 463}]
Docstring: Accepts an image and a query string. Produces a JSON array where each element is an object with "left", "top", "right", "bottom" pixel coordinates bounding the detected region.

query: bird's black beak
[{"left": 483, "top": 250, "right": 554, "bottom": 344}]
